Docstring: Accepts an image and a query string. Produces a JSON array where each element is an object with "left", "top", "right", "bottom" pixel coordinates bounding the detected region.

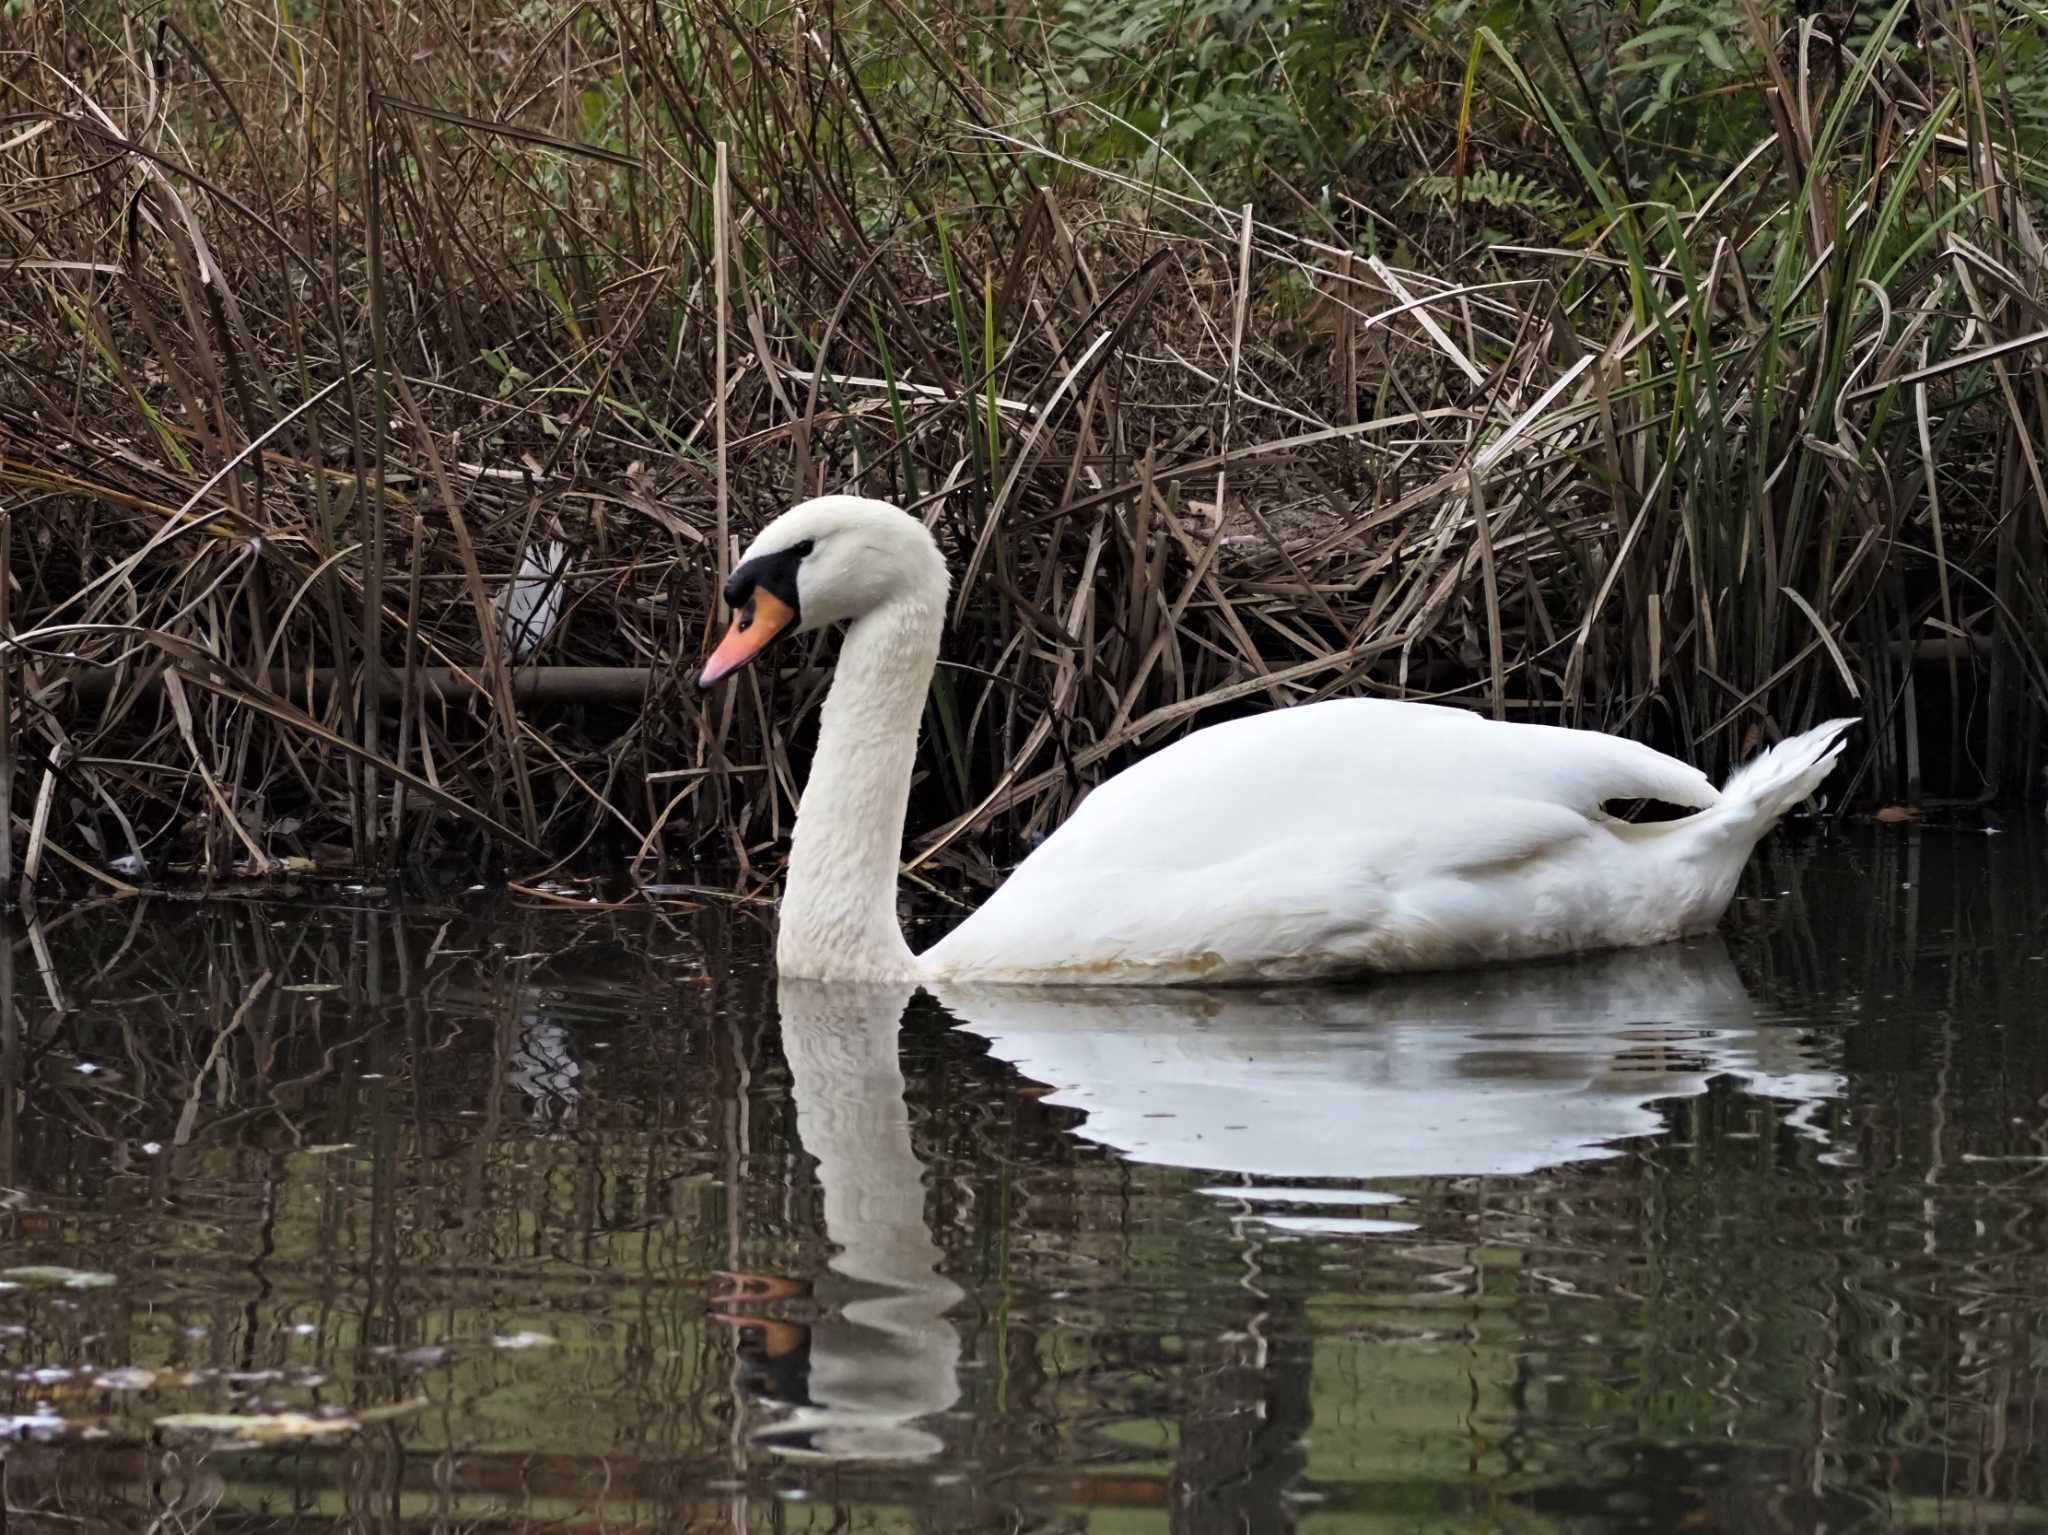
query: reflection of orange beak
[
  {"left": 697, "top": 589, "right": 795, "bottom": 688},
  {"left": 709, "top": 1269, "right": 808, "bottom": 1358},
  {"left": 712, "top": 1311, "right": 808, "bottom": 1358}
]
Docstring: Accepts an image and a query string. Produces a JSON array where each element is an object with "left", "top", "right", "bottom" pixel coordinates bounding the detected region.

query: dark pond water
[{"left": 0, "top": 826, "right": 2044, "bottom": 1532}]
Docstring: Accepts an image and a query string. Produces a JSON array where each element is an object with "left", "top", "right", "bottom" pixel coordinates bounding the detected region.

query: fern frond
[{"left": 1407, "top": 171, "right": 1573, "bottom": 220}]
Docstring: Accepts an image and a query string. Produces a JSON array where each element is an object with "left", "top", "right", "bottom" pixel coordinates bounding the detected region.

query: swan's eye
[{"left": 723, "top": 539, "right": 810, "bottom": 620}]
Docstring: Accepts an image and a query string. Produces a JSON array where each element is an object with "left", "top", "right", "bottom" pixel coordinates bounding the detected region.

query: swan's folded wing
[
  {"left": 921, "top": 795, "right": 1595, "bottom": 983},
  {"left": 1506, "top": 718, "right": 1719, "bottom": 814},
  {"left": 987, "top": 700, "right": 1718, "bottom": 880},
  {"left": 1259, "top": 698, "right": 1721, "bottom": 813},
  {"left": 1085, "top": 701, "right": 1716, "bottom": 834}
]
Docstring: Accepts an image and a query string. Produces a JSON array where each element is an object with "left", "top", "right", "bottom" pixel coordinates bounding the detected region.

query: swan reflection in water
[
  {"left": 717, "top": 980, "right": 965, "bottom": 1462},
  {"left": 942, "top": 936, "right": 1841, "bottom": 1229},
  {"left": 723, "top": 938, "right": 1839, "bottom": 1459}
]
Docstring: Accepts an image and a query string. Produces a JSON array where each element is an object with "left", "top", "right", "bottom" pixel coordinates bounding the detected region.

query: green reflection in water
[{"left": 0, "top": 826, "right": 2041, "bottom": 1533}]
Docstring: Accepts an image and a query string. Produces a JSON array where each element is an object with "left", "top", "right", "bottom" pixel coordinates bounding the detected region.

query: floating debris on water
[
  {"left": 0, "top": 1408, "right": 71, "bottom": 1442},
  {"left": 155, "top": 1397, "right": 427, "bottom": 1446},
  {"left": 373, "top": 1344, "right": 450, "bottom": 1367},
  {"left": 93, "top": 1368, "right": 158, "bottom": 1392},
  {"left": 0, "top": 1267, "right": 116, "bottom": 1290},
  {"left": 492, "top": 1331, "right": 558, "bottom": 1351}
]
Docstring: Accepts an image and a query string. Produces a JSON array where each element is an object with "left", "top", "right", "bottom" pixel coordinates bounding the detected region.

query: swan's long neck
[{"left": 778, "top": 593, "right": 942, "bottom": 981}]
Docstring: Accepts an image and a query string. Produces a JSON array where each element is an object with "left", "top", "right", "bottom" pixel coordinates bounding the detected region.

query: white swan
[{"left": 697, "top": 496, "right": 1854, "bottom": 985}]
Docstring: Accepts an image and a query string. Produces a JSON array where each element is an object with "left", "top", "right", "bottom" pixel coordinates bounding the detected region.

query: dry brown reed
[{"left": 0, "top": 0, "right": 2043, "bottom": 892}]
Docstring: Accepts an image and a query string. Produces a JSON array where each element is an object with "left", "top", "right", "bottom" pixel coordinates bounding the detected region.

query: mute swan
[{"left": 697, "top": 496, "right": 1854, "bottom": 985}]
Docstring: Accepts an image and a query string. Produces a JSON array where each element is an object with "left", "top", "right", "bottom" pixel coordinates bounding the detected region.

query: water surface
[{"left": 0, "top": 827, "right": 2043, "bottom": 1532}]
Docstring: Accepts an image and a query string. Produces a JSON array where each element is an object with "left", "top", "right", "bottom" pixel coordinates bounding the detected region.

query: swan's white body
[
  {"left": 703, "top": 497, "right": 1854, "bottom": 986},
  {"left": 922, "top": 698, "right": 1850, "bottom": 983}
]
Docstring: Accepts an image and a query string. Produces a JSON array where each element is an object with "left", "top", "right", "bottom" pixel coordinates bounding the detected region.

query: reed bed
[{"left": 1, "top": 0, "right": 2044, "bottom": 890}]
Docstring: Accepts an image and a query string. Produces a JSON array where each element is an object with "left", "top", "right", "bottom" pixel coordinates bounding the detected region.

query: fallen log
[{"left": 61, "top": 665, "right": 666, "bottom": 707}]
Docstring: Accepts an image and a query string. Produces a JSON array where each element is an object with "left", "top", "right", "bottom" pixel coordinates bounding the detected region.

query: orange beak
[{"left": 697, "top": 589, "right": 796, "bottom": 688}]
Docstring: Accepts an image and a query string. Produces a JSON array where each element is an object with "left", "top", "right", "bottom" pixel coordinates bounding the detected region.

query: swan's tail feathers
[{"left": 1718, "top": 717, "right": 1857, "bottom": 828}]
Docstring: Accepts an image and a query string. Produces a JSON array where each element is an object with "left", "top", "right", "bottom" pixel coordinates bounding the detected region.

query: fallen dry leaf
[{"left": 156, "top": 1396, "right": 427, "bottom": 1445}]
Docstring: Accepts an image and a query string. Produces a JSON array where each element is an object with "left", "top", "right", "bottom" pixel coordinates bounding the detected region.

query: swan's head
[{"left": 697, "top": 496, "right": 949, "bottom": 688}]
